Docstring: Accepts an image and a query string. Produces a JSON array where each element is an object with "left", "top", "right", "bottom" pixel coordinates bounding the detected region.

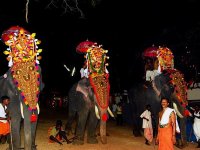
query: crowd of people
[{"left": 110, "top": 90, "right": 200, "bottom": 149}]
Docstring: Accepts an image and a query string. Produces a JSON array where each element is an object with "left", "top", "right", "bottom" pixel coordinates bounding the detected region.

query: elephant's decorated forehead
[
  {"left": 89, "top": 73, "right": 110, "bottom": 109},
  {"left": 157, "top": 47, "right": 174, "bottom": 70},
  {"left": 1, "top": 26, "right": 42, "bottom": 66},
  {"left": 11, "top": 61, "right": 40, "bottom": 110}
]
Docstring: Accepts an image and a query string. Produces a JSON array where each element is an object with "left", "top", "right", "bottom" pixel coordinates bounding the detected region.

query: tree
[{"left": 25, "top": 0, "right": 103, "bottom": 23}]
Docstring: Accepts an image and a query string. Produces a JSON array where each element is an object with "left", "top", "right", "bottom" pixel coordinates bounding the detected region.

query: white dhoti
[{"left": 193, "top": 114, "right": 200, "bottom": 141}]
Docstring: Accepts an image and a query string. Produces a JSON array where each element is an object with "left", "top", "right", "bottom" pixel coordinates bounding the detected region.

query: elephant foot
[
  {"left": 65, "top": 127, "right": 75, "bottom": 136},
  {"left": 0, "top": 135, "right": 7, "bottom": 144},
  {"left": 32, "top": 145, "right": 37, "bottom": 150},
  {"left": 100, "top": 135, "right": 107, "bottom": 144},
  {"left": 175, "top": 140, "right": 187, "bottom": 149},
  {"left": 87, "top": 137, "right": 98, "bottom": 144},
  {"left": 72, "top": 138, "right": 84, "bottom": 145}
]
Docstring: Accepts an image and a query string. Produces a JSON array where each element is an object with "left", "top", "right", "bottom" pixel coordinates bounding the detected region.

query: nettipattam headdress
[
  {"left": 1, "top": 26, "right": 42, "bottom": 67},
  {"left": 1, "top": 26, "right": 42, "bottom": 122}
]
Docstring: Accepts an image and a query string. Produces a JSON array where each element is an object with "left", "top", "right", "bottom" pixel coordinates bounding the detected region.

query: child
[{"left": 48, "top": 120, "right": 72, "bottom": 145}]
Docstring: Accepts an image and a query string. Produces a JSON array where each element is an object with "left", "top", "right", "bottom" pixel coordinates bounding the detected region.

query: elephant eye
[{"left": 29, "top": 66, "right": 35, "bottom": 71}]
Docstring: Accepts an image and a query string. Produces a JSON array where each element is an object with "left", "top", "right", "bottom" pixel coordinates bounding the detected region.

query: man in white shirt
[
  {"left": 0, "top": 96, "right": 10, "bottom": 144},
  {"left": 140, "top": 104, "right": 153, "bottom": 145},
  {"left": 80, "top": 63, "right": 89, "bottom": 78}
]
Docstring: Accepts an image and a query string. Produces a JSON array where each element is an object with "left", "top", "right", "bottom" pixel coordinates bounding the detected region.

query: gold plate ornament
[{"left": 11, "top": 61, "right": 40, "bottom": 110}]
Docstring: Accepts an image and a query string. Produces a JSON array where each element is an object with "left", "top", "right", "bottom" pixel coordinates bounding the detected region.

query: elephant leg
[
  {"left": 179, "top": 117, "right": 188, "bottom": 148},
  {"left": 65, "top": 110, "right": 77, "bottom": 135},
  {"left": 23, "top": 106, "right": 38, "bottom": 150},
  {"left": 9, "top": 115, "right": 21, "bottom": 150},
  {"left": 73, "top": 107, "right": 89, "bottom": 145},
  {"left": 87, "top": 108, "right": 98, "bottom": 144},
  {"left": 31, "top": 120, "right": 38, "bottom": 150}
]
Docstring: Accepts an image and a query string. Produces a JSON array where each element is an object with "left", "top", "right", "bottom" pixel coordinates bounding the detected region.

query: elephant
[
  {"left": 128, "top": 81, "right": 160, "bottom": 137},
  {"left": 153, "top": 69, "right": 188, "bottom": 148},
  {"left": 65, "top": 77, "right": 99, "bottom": 145},
  {"left": 129, "top": 46, "right": 189, "bottom": 148},
  {"left": 0, "top": 26, "right": 44, "bottom": 150},
  {"left": 0, "top": 68, "right": 44, "bottom": 150},
  {"left": 65, "top": 40, "right": 112, "bottom": 145},
  {"left": 66, "top": 77, "right": 114, "bottom": 145}
]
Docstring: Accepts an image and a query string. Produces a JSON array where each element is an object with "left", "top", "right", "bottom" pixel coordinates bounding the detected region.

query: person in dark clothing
[
  {"left": 48, "top": 120, "right": 72, "bottom": 145},
  {"left": 116, "top": 102, "right": 123, "bottom": 126}
]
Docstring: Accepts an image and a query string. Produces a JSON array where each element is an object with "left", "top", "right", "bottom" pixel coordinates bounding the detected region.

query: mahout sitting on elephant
[
  {"left": 0, "top": 26, "right": 44, "bottom": 150},
  {"left": 65, "top": 40, "right": 113, "bottom": 145}
]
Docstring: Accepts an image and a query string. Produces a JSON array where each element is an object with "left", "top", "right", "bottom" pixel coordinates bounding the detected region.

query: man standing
[
  {"left": 140, "top": 104, "right": 153, "bottom": 145},
  {"left": 192, "top": 105, "right": 200, "bottom": 148},
  {"left": 0, "top": 96, "right": 10, "bottom": 144},
  {"left": 156, "top": 98, "right": 177, "bottom": 150}
]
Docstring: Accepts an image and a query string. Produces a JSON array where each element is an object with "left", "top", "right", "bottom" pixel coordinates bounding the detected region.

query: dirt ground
[{"left": 0, "top": 108, "right": 198, "bottom": 150}]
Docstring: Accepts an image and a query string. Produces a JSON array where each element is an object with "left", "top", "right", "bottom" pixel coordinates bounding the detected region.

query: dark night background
[{"left": 0, "top": 0, "right": 200, "bottom": 95}]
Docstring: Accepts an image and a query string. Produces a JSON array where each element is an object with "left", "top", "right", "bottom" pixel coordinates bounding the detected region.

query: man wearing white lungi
[{"left": 193, "top": 105, "right": 200, "bottom": 148}]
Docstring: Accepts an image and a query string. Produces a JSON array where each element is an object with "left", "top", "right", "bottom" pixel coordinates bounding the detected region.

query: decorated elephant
[
  {"left": 0, "top": 26, "right": 44, "bottom": 150},
  {"left": 66, "top": 41, "right": 112, "bottom": 145},
  {"left": 130, "top": 46, "right": 189, "bottom": 148}
]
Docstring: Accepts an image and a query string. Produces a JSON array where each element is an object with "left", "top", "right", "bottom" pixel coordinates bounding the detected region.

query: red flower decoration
[{"left": 102, "top": 113, "right": 108, "bottom": 122}]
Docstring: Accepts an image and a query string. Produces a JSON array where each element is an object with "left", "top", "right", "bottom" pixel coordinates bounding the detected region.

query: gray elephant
[
  {"left": 130, "top": 46, "right": 189, "bottom": 148},
  {"left": 66, "top": 78, "right": 99, "bottom": 145},
  {"left": 65, "top": 40, "right": 112, "bottom": 145},
  {"left": 0, "top": 26, "right": 44, "bottom": 150},
  {"left": 153, "top": 69, "right": 188, "bottom": 148},
  {"left": 0, "top": 68, "right": 44, "bottom": 150},
  {"left": 128, "top": 82, "right": 160, "bottom": 137}
]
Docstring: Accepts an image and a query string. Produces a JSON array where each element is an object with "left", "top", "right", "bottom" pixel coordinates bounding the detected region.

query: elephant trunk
[
  {"left": 100, "top": 120, "right": 107, "bottom": 144},
  {"left": 99, "top": 108, "right": 107, "bottom": 144}
]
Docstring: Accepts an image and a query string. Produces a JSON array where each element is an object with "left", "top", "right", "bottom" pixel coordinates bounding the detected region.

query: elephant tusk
[
  {"left": 20, "top": 102, "right": 24, "bottom": 119},
  {"left": 107, "top": 106, "right": 115, "bottom": 118},
  {"left": 95, "top": 105, "right": 100, "bottom": 119},
  {"left": 36, "top": 103, "right": 40, "bottom": 115},
  {"left": 173, "top": 102, "right": 184, "bottom": 118}
]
